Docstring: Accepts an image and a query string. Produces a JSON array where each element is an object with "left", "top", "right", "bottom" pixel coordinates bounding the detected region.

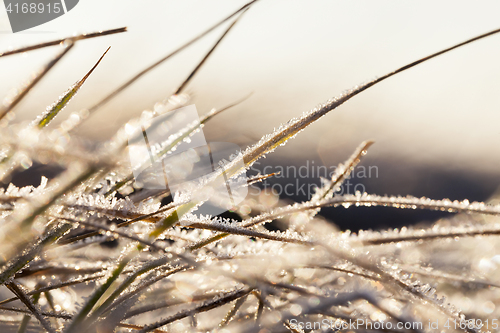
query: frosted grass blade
[
  {"left": 36, "top": 47, "right": 110, "bottom": 128},
  {"left": 136, "top": 288, "right": 252, "bottom": 333},
  {"left": 6, "top": 281, "right": 54, "bottom": 333},
  {"left": 160, "top": 26, "right": 500, "bottom": 238}
]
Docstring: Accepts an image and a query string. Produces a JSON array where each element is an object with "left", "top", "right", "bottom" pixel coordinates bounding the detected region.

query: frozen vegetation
[{"left": 1, "top": 2, "right": 500, "bottom": 332}]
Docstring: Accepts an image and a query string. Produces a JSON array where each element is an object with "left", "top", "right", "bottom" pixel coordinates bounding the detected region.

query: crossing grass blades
[{"left": 1, "top": 2, "right": 500, "bottom": 332}]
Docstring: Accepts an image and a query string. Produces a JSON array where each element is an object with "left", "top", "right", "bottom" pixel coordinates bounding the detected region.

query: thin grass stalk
[
  {"left": 185, "top": 221, "right": 311, "bottom": 245},
  {"left": 219, "top": 294, "right": 248, "bottom": 327},
  {"left": 0, "top": 222, "right": 72, "bottom": 286},
  {"left": 362, "top": 225, "right": 500, "bottom": 245},
  {"left": 74, "top": 0, "right": 259, "bottom": 124},
  {"left": 53, "top": 215, "right": 168, "bottom": 252},
  {"left": 57, "top": 201, "right": 181, "bottom": 245},
  {"left": 6, "top": 281, "right": 54, "bottom": 333},
  {"left": 173, "top": 9, "right": 248, "bottom": 95},
  {"left": 0, "top": 273, "right": 106, "bottom": 306},
  {"left": 105, "top": 266, "right": 188, "bottom": 318},
  {"left": 88, "top": 257, "right": 173, "bottom": 319},
  {"left": 160, "top": 26, "right": 500, "bottom": 248},
  {"left": 0, "top": 27, "right": 126, "bottom": 57},
  {"left": 16, "top": 291, "right": 40, "bottom": 333},
  {"left": 62, "top": 255, "right": 130, "bottom": 332},
  {"left": 0, "top": 42, "right": 74, "bottom": 121},
  {"left": 0, "top": 306, "right": 72, "bottom": 320},
  {"left": 136, "top": 287, "right": 253, "bottom": 333}
]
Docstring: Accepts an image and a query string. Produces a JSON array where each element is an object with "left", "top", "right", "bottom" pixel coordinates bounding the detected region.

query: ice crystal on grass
[{"left": 2, "top": 7, "right": 500, "bottom": 333}]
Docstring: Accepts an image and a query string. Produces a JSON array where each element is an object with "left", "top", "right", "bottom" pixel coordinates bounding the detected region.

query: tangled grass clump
[{"left": 2, "top": 2, "right": 500, "bottom": 332}]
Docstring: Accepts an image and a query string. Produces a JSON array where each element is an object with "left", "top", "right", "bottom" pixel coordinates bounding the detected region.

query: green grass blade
[
  {"left": 87, "top": 257, "right": 171, "bottom": 321},
  {"left": 62, "top": 256, "right": 129, "bottom": 333},
  {"left": 36, "top": 47, "right": 110, "bottom": 129}
]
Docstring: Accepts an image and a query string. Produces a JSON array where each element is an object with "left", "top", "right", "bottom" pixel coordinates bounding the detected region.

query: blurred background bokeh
[{"left": 1, "top": 0, "right": 500, "bottom": 230}]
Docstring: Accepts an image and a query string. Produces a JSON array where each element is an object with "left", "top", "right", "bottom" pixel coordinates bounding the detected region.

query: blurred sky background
[{"left": 1, "top": 0, "right": 500, "bottom": 229}]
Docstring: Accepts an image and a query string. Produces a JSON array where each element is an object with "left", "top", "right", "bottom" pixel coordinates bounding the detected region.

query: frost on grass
[{"left": 2, "top": 13, "right": 500, "bottom": 333}]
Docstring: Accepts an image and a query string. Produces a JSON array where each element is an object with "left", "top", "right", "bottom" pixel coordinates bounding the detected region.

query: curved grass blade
[
  {"left": 105, "top": 266, "right": 187, "bottom": 319},
  {"left": 0, "top": 27, "right": 126, "bottom": 57},
  {"left": 67, "top": 244, "right": 189, "bottom": 331},
  {"left": 0, "top": 41, "right": 74, "bottom": 122},
  {"left": 62, "top": 248, "right": 184, "bottom": 333},
  {"left": 240, "top": 26, "right": 500, "bottom": 169},
  {"left": 0, "top": 306, "right": 72, "bottom": 320},
  {"left": 162, "top": 25, "right": 500, "bottom": 240},
  {"left": 322, "top": 193, "right": 500, "bottom": 215},
  {"left": 60, "top": 219, "right": 184, "bottom": 333},
  {"left": 64, "top": 226, "right": 189, "bottom": 331},
  {"left": 184, "top": 219, "right": 311, "bottom": 245},
  {"left": 35, "top": 46, "right": 110, "bottom": 128},
  {"left": 86, "top": 258, "right": 177, "bottom": 322}
]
